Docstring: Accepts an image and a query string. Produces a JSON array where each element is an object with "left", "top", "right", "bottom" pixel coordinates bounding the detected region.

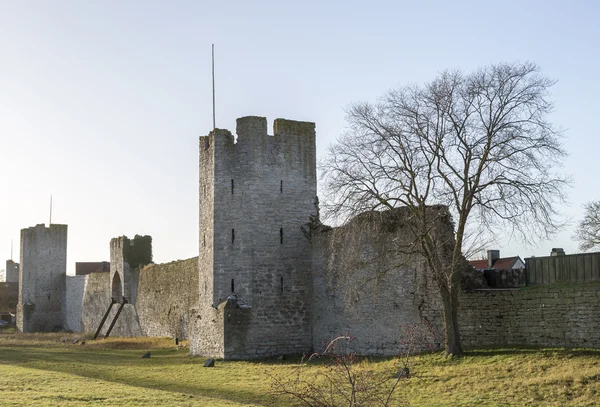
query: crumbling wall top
[
  {"left": 273, "top": 118, "right": 315, "bottom": 137},
  {"left": 110, "top": 235, "right": 152, "bottom": 269}
]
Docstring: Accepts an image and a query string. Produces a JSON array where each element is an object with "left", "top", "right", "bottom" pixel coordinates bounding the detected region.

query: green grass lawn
[{"left": 1, "top": 333, "right": 600, "bottom": 406}]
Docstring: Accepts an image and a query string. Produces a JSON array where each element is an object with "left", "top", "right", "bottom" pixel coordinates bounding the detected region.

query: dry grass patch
[{"left": 1, "top": 335, "right": 600, "bottom": 406}]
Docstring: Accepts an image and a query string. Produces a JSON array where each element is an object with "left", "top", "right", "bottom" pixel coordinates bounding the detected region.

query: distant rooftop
[{"left": 75, "top": 261, "right": 110, "bottom": 276}]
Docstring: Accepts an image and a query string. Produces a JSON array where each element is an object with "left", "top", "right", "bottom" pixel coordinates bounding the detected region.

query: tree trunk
[{"left": 440, "top": 287, "right": 462, "bottom": 357}]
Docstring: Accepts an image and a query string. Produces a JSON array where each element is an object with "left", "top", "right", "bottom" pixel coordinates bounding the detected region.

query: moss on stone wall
[{"left": 123, "top": 235, "right": 153, "bottom": 269}]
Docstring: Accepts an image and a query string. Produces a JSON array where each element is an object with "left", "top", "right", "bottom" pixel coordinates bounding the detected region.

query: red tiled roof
[
  {"left": 469, "top": 257, "right": 521, "bottom": 271},
  {"left": 470, "top": 259, "right": 489, "bottom": 270}
]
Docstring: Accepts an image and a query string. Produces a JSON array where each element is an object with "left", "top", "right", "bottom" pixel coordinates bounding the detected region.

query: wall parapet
[{"left": 273, "top": 118, "right": 315, "bottom": 137}]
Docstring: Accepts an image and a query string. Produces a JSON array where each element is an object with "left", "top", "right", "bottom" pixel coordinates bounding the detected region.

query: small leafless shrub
[{"left": 270, "top": 335, "right": 410, "bottom": 407}]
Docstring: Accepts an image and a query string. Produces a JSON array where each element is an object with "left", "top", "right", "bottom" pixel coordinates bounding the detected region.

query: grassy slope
[{"left": 1, "top": 334, "right": 600, "bottom": 406}]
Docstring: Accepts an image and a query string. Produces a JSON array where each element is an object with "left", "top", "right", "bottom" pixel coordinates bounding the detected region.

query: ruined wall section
[
  {"left": 312, "top": 208, "right": 447, "bottom": 356},
  {"left": 135, "top": 257, "right": 198, "bottom": 338},
  {"left": 6, "top": 260, "right": 19, "bottom": 283},
  {"left": 17, "top": 224, "right": 67, "bottom": 332},
  {"left": 192, "top": 116, "right": 317, "bottom": 359}
]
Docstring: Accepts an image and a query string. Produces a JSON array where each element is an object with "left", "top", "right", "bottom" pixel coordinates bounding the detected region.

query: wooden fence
[{"left": 525, "top": 252, "right": 600, "bottom": 285}]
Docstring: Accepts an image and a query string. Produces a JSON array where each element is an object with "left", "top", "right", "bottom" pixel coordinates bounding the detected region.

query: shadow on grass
[
  {"left": 0, "top": 345, "right": 284, "bottom": 407},
  {"left": 465, "top": 346, "right": 600, "bottom": 358}
]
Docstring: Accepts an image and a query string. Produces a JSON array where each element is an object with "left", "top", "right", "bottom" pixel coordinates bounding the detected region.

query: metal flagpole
[{"left": 212, "top": 44, "right": 216, "bottom": 130}]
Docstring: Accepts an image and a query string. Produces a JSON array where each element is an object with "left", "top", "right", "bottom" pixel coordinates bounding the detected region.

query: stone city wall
[
  {"left": 460, "top": 284, "right": 600, "bottom": 348},
  {"left": 80, "top": 270, "right": 142, "bottom": 337},
  {"left": 312, "top": 208, "right": 447, "bottom": 356},
  {"left": 64, "top": 275, "right": 86, "bottom": 332},
  {"left": 81, "top": 271, "right": 113, "bottom": 334},
  {"left": 78, "top": 257, "right": 197, "bottom": 339},
  {"left": 135, "top": 257, "right": 198, "bottom": 339}
]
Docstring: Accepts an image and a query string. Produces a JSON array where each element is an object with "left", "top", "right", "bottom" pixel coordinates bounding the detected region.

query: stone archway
[{"left": 111, "top": 271, "right": 122, "bottom": 301}]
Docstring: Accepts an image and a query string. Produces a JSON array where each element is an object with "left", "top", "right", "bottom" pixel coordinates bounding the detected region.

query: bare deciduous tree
[
  {"left": 574, "top": 201, "right": 600, "bottom": 251},
  {"left": 321, "top": 62, "right": 569, "bottom": 357}
]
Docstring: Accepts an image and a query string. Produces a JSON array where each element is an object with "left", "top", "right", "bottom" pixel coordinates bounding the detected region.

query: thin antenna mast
[
  {"left": 212, "top": 43, "right": 216, "bottom": 130},
  {"left": 10, "top": 239, "right": 13, "bottom": 261},
  {"left": 49, "top": 195, "right": 53, "bottom": 226}
]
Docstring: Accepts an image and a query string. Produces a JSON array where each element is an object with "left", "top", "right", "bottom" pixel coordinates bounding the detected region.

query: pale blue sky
[{"left": 1, "top": 0, "right": 599, "bottom": 273}]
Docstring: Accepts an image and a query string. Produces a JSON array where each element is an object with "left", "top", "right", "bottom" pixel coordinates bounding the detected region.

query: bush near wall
[{"left": 0, "top": 283, "right": 18, "bottom": 312}]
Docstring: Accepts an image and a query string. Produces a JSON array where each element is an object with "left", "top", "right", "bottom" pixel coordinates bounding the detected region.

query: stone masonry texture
[
  {"left": 17, "top": 224, "right": 67, "bottom": 332},
  {"left": 459, "top": 285, "right": 600, "bottom": 348},
  {"left": 312, "top": 208, "right": 447, "bottom": 356},
  {"left": 79, "top": 253, "right": 198, "bottom": 339},
  {"left": 135, "top": 258, "right": 198, "bottom": 338},
  {"left": 191, "top": 117, "right": 316, "bottom": 359},
  {"left": 64, "top": 275, "right": 86, "bottom": 332}
]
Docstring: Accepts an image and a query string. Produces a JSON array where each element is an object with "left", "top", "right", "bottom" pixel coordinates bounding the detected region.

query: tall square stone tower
[
  {"left": 5, "top": 260, "right": 19, "bottom": 283},
  {"left": 17, "top": 224, "right": 68, "bottom": 332},
  {"left": 191, "top": 116, "right": 317, "bottom": 359}
]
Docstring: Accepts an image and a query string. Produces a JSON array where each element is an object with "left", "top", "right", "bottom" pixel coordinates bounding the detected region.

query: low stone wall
[{"left": 460, "top": 284, "right": 600, "bottom": 348}]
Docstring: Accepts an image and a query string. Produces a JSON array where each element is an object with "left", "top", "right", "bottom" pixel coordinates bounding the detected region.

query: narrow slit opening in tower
[
  {"left": 280, "top": 180, "right": 283, "bottom": 193},
  {"left": 231, "top": 179, "right": 234, "bottom": 194},
  {"left": 280, "top": 228, "right": 283, "bottom": 244},
  {"left": 231, "top": 279, "right": 235, "bottom": 293},
  {"left": 280, "top": 276, "right": 284, "bottom": 294},
  {"left": 232, "top": 228, "right": 235, "bottom": 244}
]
